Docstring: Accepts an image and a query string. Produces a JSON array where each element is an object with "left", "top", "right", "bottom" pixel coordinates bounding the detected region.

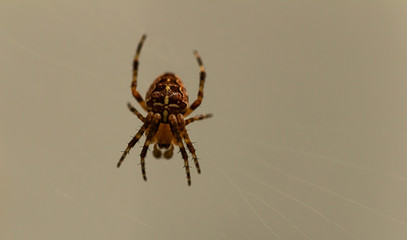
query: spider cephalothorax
[{"left": 117, "top": 34, "right": 212, "bottom": 186}]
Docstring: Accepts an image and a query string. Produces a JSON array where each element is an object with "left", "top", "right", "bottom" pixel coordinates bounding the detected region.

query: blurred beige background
[{"left": 1, "top": 1, "right": 407, "bottom": 239}]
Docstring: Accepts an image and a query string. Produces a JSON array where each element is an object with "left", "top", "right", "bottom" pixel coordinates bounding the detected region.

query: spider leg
[
  {"left": 117, "top": 112, "right": 153, "bottom": 168},
  {"left": 139, "top": 113, "right": 161, "bottom": 181},
  {"left": 127, "top": 102, "right": 145, "bottom": 122},
  {"left": 169, "top": 114, "right": 191, "bottom": 186},
  {"left": 131, "top": 34, "right": 148, "bottom": 111},
  {"left": 185, "top": 50, "right": 206, "bottom": 116},
  {"left": 177, "top": 114, "right": 201, "bottom": 174},
  {"left": 185, "top": 113, "right": 213, "bottom": 126}
]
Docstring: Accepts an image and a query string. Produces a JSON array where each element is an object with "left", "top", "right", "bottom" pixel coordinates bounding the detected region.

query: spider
[{"left": 117, "top": 34, "right": 212, "bottom": 186}]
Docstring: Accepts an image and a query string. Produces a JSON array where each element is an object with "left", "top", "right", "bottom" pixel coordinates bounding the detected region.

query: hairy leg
[
  {"left": 139, "top": 113, "right": 161, "bottom": 181},
  {"left": 127, "top": 102, "right": 145, "bottom": 121},
  {"left": 185, "top": 50, "right": 206, "bottom": 116},
  {"left": 169, "top": 114, "right": 191, "bottom": 185},
  {"left": 117, "top": 112, "right": 153, "bottom": 167},
  {"left": 177, "top": 114, "right": 201, "bottom": 174},
  {"left": 185, "top": 113, "right": 213, "bottom": 125},
  {"left": 131, "top": 34, "right": 148, "bottom": 111}
]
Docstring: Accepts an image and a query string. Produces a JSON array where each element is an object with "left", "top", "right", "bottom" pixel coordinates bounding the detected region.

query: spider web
[{"left": 1, "top": 1, "right": 407, "bottom": 240}]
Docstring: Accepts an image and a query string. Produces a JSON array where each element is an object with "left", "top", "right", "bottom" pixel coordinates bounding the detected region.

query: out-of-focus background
[{"left": 1, "top": 1, "right": 407, "bottom": 239}]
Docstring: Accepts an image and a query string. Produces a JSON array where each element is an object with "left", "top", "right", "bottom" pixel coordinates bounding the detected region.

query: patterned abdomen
[{"left": 145, "top": 72, "right": 189, "bottom": 122}]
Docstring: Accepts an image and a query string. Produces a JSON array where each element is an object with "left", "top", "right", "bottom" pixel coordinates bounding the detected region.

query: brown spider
[{"left": 117, "top": 34, "right": 212, "bottom": 186}]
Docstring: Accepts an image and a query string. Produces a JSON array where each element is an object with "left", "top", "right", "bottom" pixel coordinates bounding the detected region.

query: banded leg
[
  {"left": 169, "top": 114, "right": 191, "bottom": 185},
  {"left": 139, "top": 113, "right": 161, "bottom": 181},
  {"left": 177, "top": 114, "right": 201, "bottom": 174},
  {"left": 127, "top": 102, "right": 145, "bottom": 121},
  {"left": 185, "top": 50, "right": 206, "bottom": 116},
  {"left": 117, "top": 112, "right": 153, "bottom": 167},
  {"left": 185, "top": 113, "right": 213, "bottom": 126},
  {"left": 131, "top": 34, "right": 148, "bottom": 111}
]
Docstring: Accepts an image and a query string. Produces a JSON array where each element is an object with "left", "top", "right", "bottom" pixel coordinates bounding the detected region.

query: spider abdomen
[{"left": 145, "top": 72, "right": 189, "bottom": 122}]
